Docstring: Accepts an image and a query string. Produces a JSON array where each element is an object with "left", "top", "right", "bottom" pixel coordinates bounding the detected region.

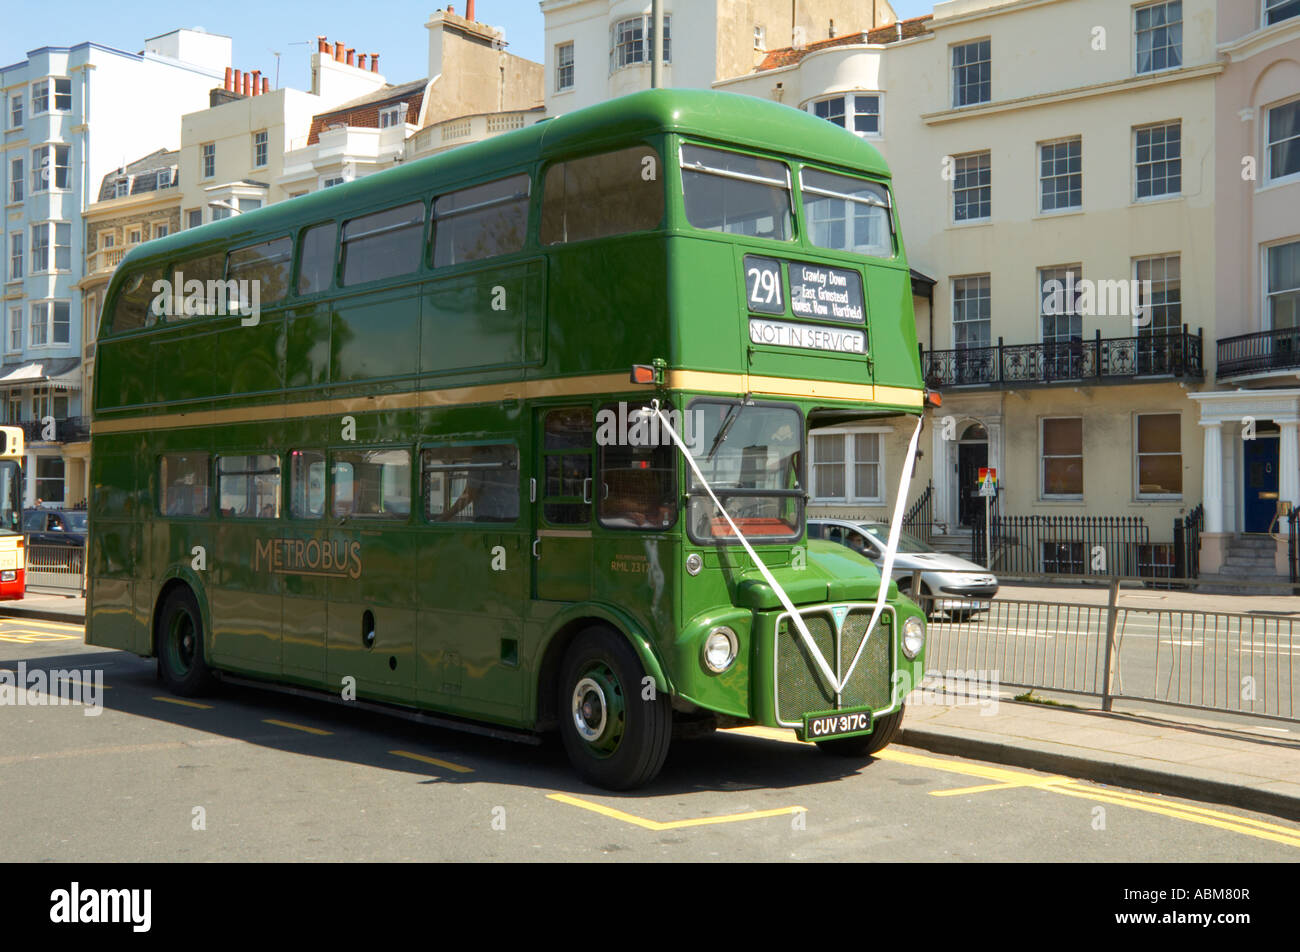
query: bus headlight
[
  {"left": 902, "top": 616, "right": 925, "bottom": 659},
  {"left": 702, "top": 626, "right": 738, "bottom": 673}
]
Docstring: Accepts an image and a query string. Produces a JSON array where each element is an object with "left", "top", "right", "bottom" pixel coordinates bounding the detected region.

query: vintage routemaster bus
[{"left": 87, "top": 89, "right": 929, "bottom": 789}]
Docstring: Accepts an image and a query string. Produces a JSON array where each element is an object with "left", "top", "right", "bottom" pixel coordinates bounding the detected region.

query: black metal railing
[
  {"left": 902, "top": 480, "right": 934, "bottom": 542},
  {"left": 923, "top": 327, "right": 1203, "bottom": 390},
  {"left": 1174, "top": 504, "right": 1205, "bottom": 581},
  {"left": 16, "top": 416, "right": 89, "bottom": 443},
  {"left": 974, "top": 514, "right": 1151, "bottom": 575},
  {"left": 1217, "top": 326, "right": 1300, "bottom": 378},
  {"left": 1290, "top": 508, "right": 1299, "bottom": 585}
]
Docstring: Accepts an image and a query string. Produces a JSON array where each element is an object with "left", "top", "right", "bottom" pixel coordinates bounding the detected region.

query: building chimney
[
  {"left": 262, "top": 77, "right": 270, "bottom": 94},
  {"left": 224, "top": 66, "right": 233, "bottom": 90},
  {"left": 467, "top": 0, "right": 475, "bottom": 20},
  {"left": 244, "top": 72, "right": 252, "bottom": 95},
  {"left": 357, "top": 54, "right": 367, "bottom": 70},
  {"left": 317, "top": 35, "right": 329, "bottom": 53},
  {"left": 448, "top": 4, "right": 455, "bottom": 16},
  {"left": 345, "top": 48, "right": 355, "bottom": 66},
  {"left": 252, "top": 70, "right": 261, "bottom": 95},
  {"left": 370, "top": 53, "right": 379, "bottom": 72},
  {"left": 334, "top": 42, "right": 345, "bottom": 62}
]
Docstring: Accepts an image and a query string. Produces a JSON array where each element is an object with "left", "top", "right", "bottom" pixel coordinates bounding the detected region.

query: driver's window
[{"left": 827, "top": 526, "right": 843, "bottom": 544}]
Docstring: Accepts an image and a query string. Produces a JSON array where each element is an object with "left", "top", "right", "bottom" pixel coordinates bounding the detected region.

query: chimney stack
[
  {"left": 262, "top": 77, "right": 270, "bottom": 94},
  {"left": 448, "top": 4, "right": 455, "bottom": 16},
  {"left": 334, "top": 42, "right": 345, "bottom": 62},
  {"left": 252, "top": 70, "right": 261, "bottom": 95},
  {"left": 223, "top": 66, "right": 233, "bottom": 90},
  {"left": 467, "top": 0, "right": 475, "bottom": 20},
  {"left": 345, "top": 47, "right": 355, "bottom": 66},
  {"left": 317, "top": 35, "right": 329, "bottom": 53},
  {"left": 370, "top": 53, "right": 379, "bottom": 72},
  {"left": 357, "top": 54, "right": 367, "bottom": 70}
]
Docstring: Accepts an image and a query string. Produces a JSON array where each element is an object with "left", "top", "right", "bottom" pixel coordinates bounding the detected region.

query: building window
[
  {"left": 1135, "top": 255, "right": 1181, "bottom": 334},
  {"left": 610, "top": 15, "right": 670, "bottom": 70},
  {"left": 154, "top": 222, "right": 170, "bottom": 239},
  {"left": 754, "top": 26, "right": 766, "bottom": 50},
  {"left": 1267, "top": 241, "right": 1299, "bottom": 330},
  {"left": 33, "top": 385, "right": 69, "bottom": 422},
  {"left": 1265, "top": 0, "right": 1300, "bottom": 26},
  {"left": 186, "top": 208, "right": 202, "bottom": 230},
  {"left": 9, "top": 94, "right": 21, "bottom": 128},
  {"left": 30, "top": 301, "right": 71, "bottom": 346},
  {"left": 31, "top": 81, "right": 48, "bottom": 114},
  {"left": 1136, "top": 413, "right": 1182, "bottom": 497},
  {"left": 237, "top": 197, "right": 262, "bottom": 212},
  {"left": 952, "top": 39, "right": 991, "bottom": 108},
  {"left": 5, "top": 390, "right": 20, "bottom": 422},
  {"left": 30, "top": 223, "right": 70, "bottom": 272},
  {"left": 8, "top": 233, "right": 21, "bottom": 280},
  {"left": 31, "top": 144, "right": 70, "bottom": 191},
  {"left": 9, "top": 157, "right": 22, "bottom": 202},
  {"left": 810, "top": 93, "right": 881, "bottom": 136},
  {"left": 1266, "top": 98, "right": 1300, "bottom": 183},
  {"left": 113, "top": 177, "right": 130, "bottom": 198},
  {"left": 953, "top": 275, "right": 991, "bottom": 349},
  {"left": 53, "top": 78, "right": 71, "bottom": 111},
  {"left": 35, "top": 457, "right": 65, "bottom": 505},
  {"left": 1135, "top": 1, "right": 1182, "bottom": 74},
  {"left": 556, "top": 42, "right": 575, "bottom": 91},
  {"left": 1042, "top": 418, "right": 1083, "bottom": 498},
  {"left": 30, "top": 224, "right": 48, "bottom": 272},
  {"left": 1135, "top": 121, "right": 1181, "bottom": 199},
  {"left": 157, "top": 167, "right": 174, "bottom": 188},
  {"left": 201, "top": 143, "right": 215, "bottom": 179},
  {"left": 99, "top": 232, "right": 115, "bottom": 250},
  {"left": 321, "top": 176, "right": 345, "bottom": 189},
  {"left": 1040, "top": 137, "right": 1082, "bottom": 212},
  {"left": 1040, "top": 266, "right": 1084, "bottom": 378},
  {"left": 953, "top": 151, "right": 991, "bottom": 222},
  {"left": 210, "top": 205, "right": 232, "bottom": 222},
  {"left": 7, "top": 307, "right": 21, "bottom": 352},
  {"left": 810, "top": 430, "right": 884, "bottom": 504},
  {"left": 127, "top": 227, "right": 141, "bottom": 245},
  {"left": 30, "top": 78, "right": 70, "bottom": 114},
  {"left": 378, "top": 106, "right": 403, "bottom": 129},
  {"left": 253, "top": 130, "right": 268, "bottom": 168}
]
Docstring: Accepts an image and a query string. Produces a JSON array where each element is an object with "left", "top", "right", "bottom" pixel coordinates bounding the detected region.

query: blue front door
[{"left": 1243, "top": 437, "right": 1280, "bottom": 533}]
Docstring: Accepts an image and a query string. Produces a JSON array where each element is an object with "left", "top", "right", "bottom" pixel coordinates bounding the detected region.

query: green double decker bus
[{"left": 88, "top": 89, "right": 929, "bottom": 789}]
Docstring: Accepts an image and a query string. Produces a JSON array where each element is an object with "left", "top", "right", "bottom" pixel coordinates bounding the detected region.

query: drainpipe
[{"left": 651, "top": 0, "right": 663, "bottom": 89}]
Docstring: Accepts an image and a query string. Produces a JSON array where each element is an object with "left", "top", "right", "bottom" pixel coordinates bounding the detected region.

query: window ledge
[
  {"left": 1033, "top": 208, "right": 1086, "bottom": 220},
  {"left": 948, "top": 218, "right": 993, "bottom": 230},
  {"left": 1131, "top": 193, "right": 1183, "bottom": 208}
]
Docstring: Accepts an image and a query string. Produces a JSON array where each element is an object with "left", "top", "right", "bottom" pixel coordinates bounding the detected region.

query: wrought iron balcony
[
  {"left": 1216, "top": 326, "right": 1300, "bottom": 379},
  {"left": 922, "top": 327, "right": 1203, "bottom": 390},
  {"left": 18, "top": 417, "right": 90, "bottom": 443}
]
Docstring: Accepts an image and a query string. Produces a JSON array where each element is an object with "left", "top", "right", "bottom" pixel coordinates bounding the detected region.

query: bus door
[{"left": 532, "top": 407, "right": 593, "bottom": 602}]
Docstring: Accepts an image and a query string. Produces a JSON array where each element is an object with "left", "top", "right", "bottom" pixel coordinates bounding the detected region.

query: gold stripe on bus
[
  {"left": 537, "top": 529, "right": 594, "bottom": 539},
  {"left": 89, "top": 372, "right": 923, "bottom": 435}
]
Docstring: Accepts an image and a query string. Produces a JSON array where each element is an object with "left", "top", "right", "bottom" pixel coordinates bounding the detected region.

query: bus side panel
[
  {"left": 214, "top": 308, "right": 286, "bottom": 401},
  {"left": 94, "top": 338, "right": 155, "bottom": 411},
  {"left": 147, "top": 324, "right": 218, "bottom": 405},
  {"left": 863, "top": 263, "right": 923, "bottom": 393},
  {"left": 666, "top": 237, "right": 741, "bottom": 374},
  {"left": 331, "top": 284, "right": 421, "bottom": 384},
  {"left": 86, "top": 441, "right": 144, "bottom": 654},
  {"left": 420, "top": 259, "right": 545, "bottom": 375}
]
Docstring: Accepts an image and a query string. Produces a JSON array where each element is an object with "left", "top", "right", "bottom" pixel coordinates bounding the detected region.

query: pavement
[{"left": 4, "top": 583, "right": 1299, "bottom": 822}]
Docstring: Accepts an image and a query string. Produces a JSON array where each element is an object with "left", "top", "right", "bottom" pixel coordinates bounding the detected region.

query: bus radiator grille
[{"left": 775, "top": 608, "right": 892, "bottom": 725}]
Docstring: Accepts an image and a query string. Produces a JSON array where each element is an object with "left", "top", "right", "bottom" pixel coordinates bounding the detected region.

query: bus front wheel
[
  {"left": 814, "top": 706, "right": 905, "bottom": 758},
  {"left": 558, "top": 627, "right": 671, "bottom": 790},
  {"left": 156, "top": 587, "right": 216, "bottom": 697}
]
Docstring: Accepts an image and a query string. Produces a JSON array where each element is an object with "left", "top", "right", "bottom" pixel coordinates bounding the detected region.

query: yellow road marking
[
  {"left": 548, "top": 793, "right": 806, "bottom": 831},
  {"left": 389, "top": 750, "right": 474, "bottom": 774},
  {"left": 153, "top": 696, "right": 213, "bottom": 709},
  {"left": 0, "top": 632, "right": 80, "bottom": 643},
  {"left": 721, "top": 726, "right": 1300, "bottom": 849},
  {"left": 0, "top": 618, "right": 84, "bottom": 632},
  {"left": 263, "top": 718, "right": 332, "bottom": 735}
]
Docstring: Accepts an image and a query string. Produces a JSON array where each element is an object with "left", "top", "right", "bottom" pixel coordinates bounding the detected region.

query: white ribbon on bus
[{"left": 650, "top": 400, "right": 923, "bottom": 699}]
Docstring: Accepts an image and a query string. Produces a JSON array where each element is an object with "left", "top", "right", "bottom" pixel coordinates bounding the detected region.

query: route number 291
[{"left": 746, "top": 258, "right": 783, "bottom": 313}]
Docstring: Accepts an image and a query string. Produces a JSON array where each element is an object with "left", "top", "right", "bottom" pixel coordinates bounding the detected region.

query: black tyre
[
  {"left": 156, "top": 587, "right": 216, "bottom": 697},
  {"left": 558, "top": 626, "right": 671, "bottom": 790},
  {"left": 814, "top": 706, "right": 905, "bottom": 758}
]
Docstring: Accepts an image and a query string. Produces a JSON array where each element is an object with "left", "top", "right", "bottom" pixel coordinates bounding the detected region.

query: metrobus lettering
[{"left": 252, "top": 538, "right": 362, "bottom": 579}]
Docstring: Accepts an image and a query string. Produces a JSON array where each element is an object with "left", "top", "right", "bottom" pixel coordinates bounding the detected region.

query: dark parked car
[{"left": 23, "top": 508, "right": 88, "bottom": 547}]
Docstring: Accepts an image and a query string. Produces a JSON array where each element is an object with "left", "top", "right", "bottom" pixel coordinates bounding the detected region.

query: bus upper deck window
[
  {"left": 680, "top": 144, "right": 792, "bottom": 241},
  {"left": 540, "top": 146, "right": 663, "bottom": 245},
  {"left": 296, "top": 223, "right": 336, "bottom": 295},
  {"left": 341, "top": 203, "right": 425, "bottom": 286},
  {"left": 799, "top": 168, "right": 893, "bottom": 258},
  {"left": 110, "top": 266, "right": 164, "bottom": 333},
  {"left": 433, "top": 174, "right": 529, "bottom": 267},
  {"left": 228, "top": 236, "right": 292, "bottom": 306}
]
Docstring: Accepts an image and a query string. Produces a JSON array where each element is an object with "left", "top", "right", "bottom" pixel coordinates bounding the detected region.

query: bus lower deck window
[
  {"left": 160, "top": 454, "right": 210, "bottom": 516},
  {"left": 423, "top": 444, "right": 519, "bottom": 523},
  {"left": 332, "top": 449, "right": 411, "bottom": 519},
  {"left": 217, "top": 454, "right": 281, "bottom": 518}
]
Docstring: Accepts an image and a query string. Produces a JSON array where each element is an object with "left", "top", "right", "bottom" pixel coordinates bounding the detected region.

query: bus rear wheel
[
  {"left": 558, "top": 627, "right": 671, "bottom": 790},
  {"left": 156, "top": 587, "right": 216, "bottom": 697},
  {"left": 814, "top": 706, "right": 905, "bottom": 758}
]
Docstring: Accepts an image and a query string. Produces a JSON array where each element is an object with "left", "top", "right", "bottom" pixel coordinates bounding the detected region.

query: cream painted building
[
  {"left": 705, "top": 0, "right": 1296, "bottom": 579},
  {"left": 540, "top": 0, "right": 899, "bottom": 114},
  {"left": 178, "top": 45, "right": 388, "bottom": 226}
]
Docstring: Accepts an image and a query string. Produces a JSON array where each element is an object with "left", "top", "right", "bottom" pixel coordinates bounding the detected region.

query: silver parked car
[{"left": 808, "top": 518, "right": 999, "bottom": 618}]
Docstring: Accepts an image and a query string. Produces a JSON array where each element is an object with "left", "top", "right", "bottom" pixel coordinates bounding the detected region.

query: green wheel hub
[
  {"left": 570, "top": 661, "right": 626, "bottom": 758},
  {"left": 165, "top": 608, "right": 198, "bottom": 676}
]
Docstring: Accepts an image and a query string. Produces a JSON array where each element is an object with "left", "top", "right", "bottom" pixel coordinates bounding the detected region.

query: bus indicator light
[{"left": 631, "top": 365, "right": 656, "bottom": 385}]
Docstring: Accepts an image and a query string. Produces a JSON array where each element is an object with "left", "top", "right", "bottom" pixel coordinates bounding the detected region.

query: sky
[{"left": 5, "top": 0, "right": 939, "bottom": 83}]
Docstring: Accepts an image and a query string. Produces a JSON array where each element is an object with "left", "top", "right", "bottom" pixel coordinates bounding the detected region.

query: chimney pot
[
  {"left": 224, "top": 66, "right": 233, "bottom": 90},
  {"left": 262, "top": 77, "right": 270, "bottom": 94},
  {"left": 467, "top": 0, "right": 475, "bottom": 20},
  {"left": 448, "top": 4, "right": 455, "bottom": 16},
  {"left": 370, "top": 54, "right": 380, "bottom": 72},
  {"left": 345, "top": 48, "right": 354, "bottom": 67},
  {"left": 357, "top": 54, "right": 367, "bottom": 70},
  {"left": 334, "top": 42, "right": 345, "bottom": 62},
  {"left": 243, "top": 72, "right": 251, "bottom": 96},
  {"left": 252, "top": 70, "right": 261, "bottom": 95},
  {"left": 317, "top": 35, "right": 328, "bottom": 53}
]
